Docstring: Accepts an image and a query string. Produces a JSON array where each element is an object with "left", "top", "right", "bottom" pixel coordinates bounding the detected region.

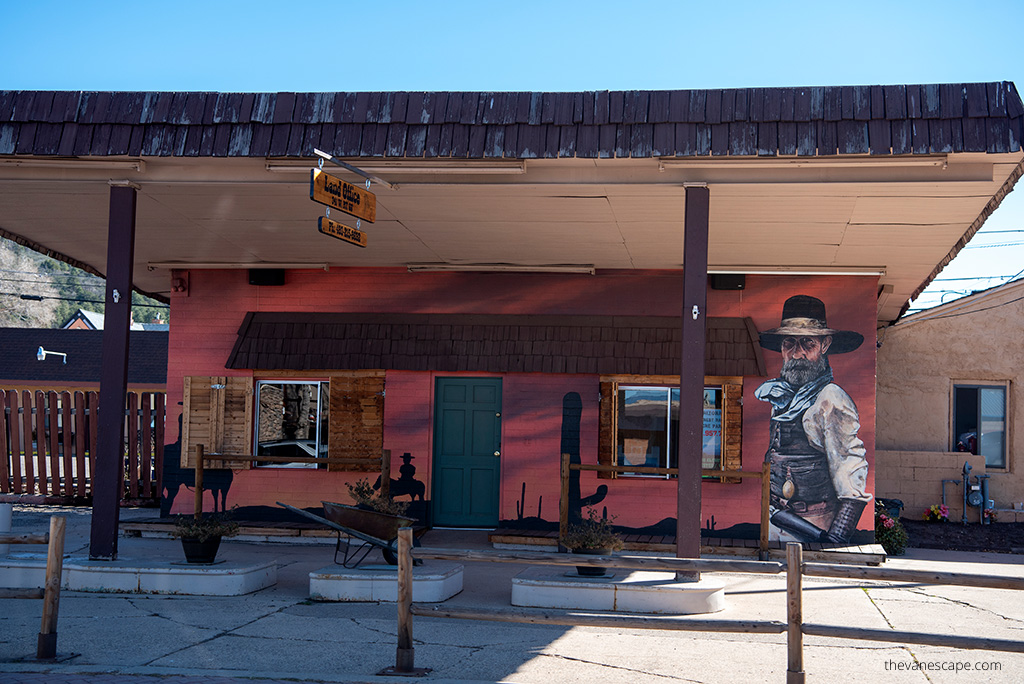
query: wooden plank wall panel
[
  {"left": 47, "top": 392, "right": 60, "bottom": 496},
  {"left": 597, "top": 381, "right": 617, "bottom": 480},
  {"left": 22, "top": 391, "right": 35, "bottom": 494},
  {"left": 0, "top": 390, "right": 8, "bottom": 493},
  {"left": 74, "top": 392, "right": 87, "bottom": 497},
  {"left": 327, "top": 372, "right": 384, "bottom": 472},
  {"left": 9, "top": 391, "right": 23, "bottom": 493},
  {"left": 721, "top": 381, "right": 744, "bottom": 483}
]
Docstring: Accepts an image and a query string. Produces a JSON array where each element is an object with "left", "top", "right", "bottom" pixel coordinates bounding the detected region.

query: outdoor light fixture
[
  {"left": 0, "top": 158, "right": 145, "bottom": 172},
  {"left": 147, "top": 262, "right": 330, "bottom": 271},
  {"left": 658, "top": 155, "right": 949, "bottom": 171},
  {"left": 265, "top": 160, "right": 525, "bottom": 175},
  {"left": 36, "top": 347, "right": 67, "bottom": 364},
  {"left": 406, "top": 263, "right": 596, "bottom": 274}
]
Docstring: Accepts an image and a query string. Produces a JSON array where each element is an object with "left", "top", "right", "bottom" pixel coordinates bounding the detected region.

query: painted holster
[{"left": 767, "top": 417, "right": 838, "bottom": 533}]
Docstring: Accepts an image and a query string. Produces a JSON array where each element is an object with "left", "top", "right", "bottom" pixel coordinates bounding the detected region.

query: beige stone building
[{"left": 877, "top": 279, "right": 1024, "bottom": 523}]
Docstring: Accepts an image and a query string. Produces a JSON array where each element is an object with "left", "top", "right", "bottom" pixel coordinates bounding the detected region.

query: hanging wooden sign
[
  {"left": 318, "top": 216, "right": 367, "bottom": 248},
  {"left": 310, "top": 168, "right": 376, "bottom": 223}
]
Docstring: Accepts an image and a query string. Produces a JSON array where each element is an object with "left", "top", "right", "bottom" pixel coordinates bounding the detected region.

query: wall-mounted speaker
[
  {"left": 710, "top": 274, "right": 746, "bottom": 290},
  {"left": 249, "top": 269, "right": 285, "bottom": 286}
]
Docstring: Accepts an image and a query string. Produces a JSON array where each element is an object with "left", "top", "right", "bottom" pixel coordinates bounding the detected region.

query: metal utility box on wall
[
  {"left": 249, "top": 269, "right": 285, "bottom": 286},
  {"left": 710, "top": 274, "right": 745, "bottom": 290}
]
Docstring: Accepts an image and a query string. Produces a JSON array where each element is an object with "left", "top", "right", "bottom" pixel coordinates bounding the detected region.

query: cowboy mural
[{"left": 755, "top": 295, "right": 871, "bottom": 544}]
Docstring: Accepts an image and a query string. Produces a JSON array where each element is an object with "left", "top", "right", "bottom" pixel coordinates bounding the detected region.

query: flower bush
[
  {"left": 923, "top": 504, "right": 949, "bottom": 522},
  {"left": 346, "top": 478, "right": 410, "bottom": 516},
  {"left": 984, "top": 508, "right": 998, "bottom": 523},
  {"left": 562, "top": 507, "right": 624, "bottom": 551},
  {"left": 171, "top": 512, "right": 239, "bottom": 542},
  {"left": 874, "top": 507, "right": 908, "bottom": 555}
]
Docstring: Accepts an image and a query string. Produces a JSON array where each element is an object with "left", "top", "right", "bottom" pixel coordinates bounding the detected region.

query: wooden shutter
[
  {"left": 181, "top": 376, "right": 253, "bottom": 469},
  {"left": 720, "top": 380, "right": 743, "bottom": 483},
  {"left": 327, "top": 371, "right": 385, "bottom": 472},
  {"left": 597, "top": 381, "right": 618, "bottom": 479}
]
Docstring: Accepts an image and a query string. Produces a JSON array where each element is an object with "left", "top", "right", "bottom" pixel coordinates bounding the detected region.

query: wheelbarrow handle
[{"left": 275, "top": 501, "right": 402, "bottom": 553}]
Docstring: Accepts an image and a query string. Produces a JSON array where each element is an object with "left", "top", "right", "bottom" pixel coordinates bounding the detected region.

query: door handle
[{"left": 494, "top": 451, "right": 501, "bottom": 457}]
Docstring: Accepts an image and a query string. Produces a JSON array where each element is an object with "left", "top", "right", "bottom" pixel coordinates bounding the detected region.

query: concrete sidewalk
[{"left": 2, "top": 505, "right": 1024, "bottom": 684}]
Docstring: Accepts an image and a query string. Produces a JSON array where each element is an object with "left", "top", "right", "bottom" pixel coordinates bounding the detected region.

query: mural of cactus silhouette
[{"left": 562, "top": 392, "right": 607, "bottom": 526}]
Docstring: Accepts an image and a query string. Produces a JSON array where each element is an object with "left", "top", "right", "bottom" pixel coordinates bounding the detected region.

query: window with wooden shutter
[
  {"left": 597, "top": 381, "right": 618, "bottom": 480},
  {"left": 599, "top": 374, "right": 743, "bottom": 482},
  {"left": 327, "top": 371, "right": 385, "bottom": 472},
  {"left": 181, "top": 376, "right": 253, "bottom": 469}
]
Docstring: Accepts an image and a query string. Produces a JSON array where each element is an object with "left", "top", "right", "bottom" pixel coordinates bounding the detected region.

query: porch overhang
[{"left": 0, "top": 84, "right": 1021, "bottom": 326}]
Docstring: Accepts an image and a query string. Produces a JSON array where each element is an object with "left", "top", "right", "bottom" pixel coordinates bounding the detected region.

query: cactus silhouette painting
[{"left": 562, "top": 392, "right": 607, "bottom": 525}]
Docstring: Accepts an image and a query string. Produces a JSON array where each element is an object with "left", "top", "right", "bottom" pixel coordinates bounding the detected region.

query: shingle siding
[
  {"left": 1, "top": 83, "right": 1021, "bottom": 160},
  {"left": 226, "top": 313, "right": 763, "bottom": 378}
]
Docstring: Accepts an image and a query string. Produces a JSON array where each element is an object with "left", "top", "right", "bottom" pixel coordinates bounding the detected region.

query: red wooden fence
[{"left": 0, "top": 389, "right": 165, "bottom": 504}]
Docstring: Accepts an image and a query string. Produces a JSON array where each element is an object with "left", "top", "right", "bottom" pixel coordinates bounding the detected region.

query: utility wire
[{"left": 0, "top": 291, "right": 169, "bottom": 308}]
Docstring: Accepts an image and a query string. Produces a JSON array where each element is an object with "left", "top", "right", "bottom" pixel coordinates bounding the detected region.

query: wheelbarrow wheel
[{"left": 382, "top": 547, "right": 398, "bottom": 565}]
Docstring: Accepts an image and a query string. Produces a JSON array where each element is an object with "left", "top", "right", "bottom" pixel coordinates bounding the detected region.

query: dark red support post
[
  {"left": 677, "top": 184, "right": 709, "bottom": 577},
  {"left": 89, "top": 183, "right": 138, "bottom": 560}
]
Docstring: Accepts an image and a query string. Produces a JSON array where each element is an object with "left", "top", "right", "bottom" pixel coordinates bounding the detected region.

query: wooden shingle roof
[
  {"left": 226, "top": 312, "right": 766, "bottom": 377},
  {"left": 1, "top": 83, "right": 1021, "bottom": 159}
]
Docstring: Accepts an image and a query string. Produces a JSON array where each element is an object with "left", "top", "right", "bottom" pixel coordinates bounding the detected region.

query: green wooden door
[{"left": 432, "top": 378, "right": 502, "bottom": 527}]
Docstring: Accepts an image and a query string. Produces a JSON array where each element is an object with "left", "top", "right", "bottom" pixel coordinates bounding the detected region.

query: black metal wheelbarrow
[{"left": 277, "top": 501, "right": 423, "bottom": 568}]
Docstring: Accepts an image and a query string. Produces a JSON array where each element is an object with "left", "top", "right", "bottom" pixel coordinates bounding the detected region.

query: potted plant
[
  {"left": 171, "top": 512, "right": 239, "bottom": 564},
  {"left": 874, "top": 501, "right": 908, "bottom": 556},
  {"left": 561, "top": 507, "right": 624, "bottom": 576}
]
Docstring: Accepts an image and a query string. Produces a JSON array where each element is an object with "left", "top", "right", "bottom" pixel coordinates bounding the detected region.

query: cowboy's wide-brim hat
[{"left": 758, "top": 294, "right": 864, "bottom": 354}]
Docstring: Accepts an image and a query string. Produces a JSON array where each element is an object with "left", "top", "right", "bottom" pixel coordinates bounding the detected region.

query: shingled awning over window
[{"left": 226, "top": 313, "right": 766, "bottom": 377}]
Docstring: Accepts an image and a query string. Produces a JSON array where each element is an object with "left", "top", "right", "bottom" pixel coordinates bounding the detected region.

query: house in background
[
  {"left": 0, "top": 328, "right": 167, "bottom": 392},
  {"left": 0, "top": 83, "right": 1022, "bottom": 550},
  {"left": 62, "top": 308, "right": 107, "bottom": 330},
  {"left": 62, "top": 308, "right": 168, "bottom": 331},
  {"left": 876, "top": 279, "right": 1024, "bottom": 523}
]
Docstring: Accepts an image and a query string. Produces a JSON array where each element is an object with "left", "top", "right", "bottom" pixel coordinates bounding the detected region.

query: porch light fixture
[
  {"left": 406, "top": 263, "right": 595, "bottom": 274},
  {"left": 37, "top": 347, "right": 67, "bottom": 364},
  {"left": 147, "top": 262, "right": 330, "bottom": 271},
  {"left": 265, "top": 160, "right": 525, "bottom": 175},
  {"left": 709, "top": 266, "right": 886, "bottom": 276},
  {"left": 658, "top": 155, "right": 948, "bottom": 171},
  {"left": 0, "top": 158, "right": 145, "bottom": 172}
]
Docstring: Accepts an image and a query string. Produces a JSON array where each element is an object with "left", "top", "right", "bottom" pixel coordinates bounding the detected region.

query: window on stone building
[{"left": 953, "top": 383, "right": 1007, "bottom": 470}]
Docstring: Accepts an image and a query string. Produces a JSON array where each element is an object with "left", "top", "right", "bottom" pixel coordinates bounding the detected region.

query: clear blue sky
[{"left": 3, "top": 0, "right": 1022, "bottom": 309}]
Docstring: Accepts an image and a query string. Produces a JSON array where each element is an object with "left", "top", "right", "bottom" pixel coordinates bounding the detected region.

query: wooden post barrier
[
  {"left": 382, "top": 526, "right": 431, "bottom": 677},
  {"left": 786, "top": 542, "right": 804, "bottom": 684},
  {"left": 37, "top": 515, "right": 66, "bottom": 659},
  {"left": 194, "top": 444, "right": 205, "bottom": 520},
  {"left": 760, "top": 462, "right": 771, "bottom": 558},
  {"left": 559, "top": 453, "right": 570, "bottom": 547},
  {"left": 0, "top": 515, "right": 66, "bottom": 659},
  {"left": 396, "top": 527, "right": 414, "bottom": 671},
  {"left": 397, "top": 543, "right": 1024, "bottom": 680}
]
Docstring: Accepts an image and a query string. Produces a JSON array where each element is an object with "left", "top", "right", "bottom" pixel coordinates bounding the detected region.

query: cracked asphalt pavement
[{"left": 2, "top": 505, "right": 1024, "bottom": 683}]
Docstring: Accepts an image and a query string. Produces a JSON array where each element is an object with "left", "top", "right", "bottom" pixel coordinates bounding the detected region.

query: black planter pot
[
  {"left": 572, "top": 547, "right": 612, "bottom": 576},
  {"left": 180, "top": 535, "right": 222, "bottom": 564}
]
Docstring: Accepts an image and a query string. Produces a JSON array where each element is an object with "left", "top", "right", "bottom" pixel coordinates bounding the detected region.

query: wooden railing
[
  {"left": 559, "top": 452, "right": 771, "bottom": 555},
  {"left": 0, "top": 389, "right": 165, "bottom": 504},
  {"left": 0, "top": 515, "right": 66, "bottom": 659},
  {"left": 394, "top": 537, "right": 1024, "bottom": 681}
]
